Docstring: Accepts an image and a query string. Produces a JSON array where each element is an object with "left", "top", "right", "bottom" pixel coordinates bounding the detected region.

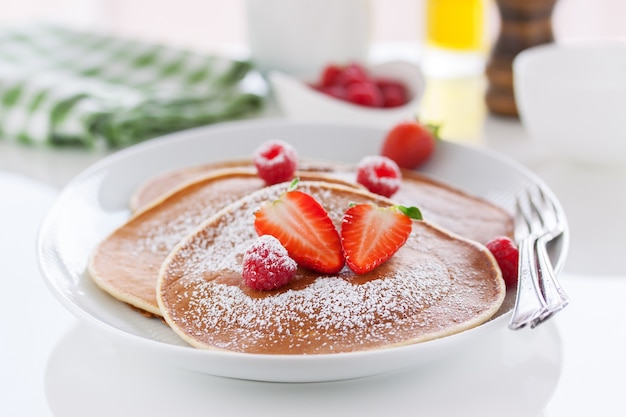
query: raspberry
[
  {"left": 345, "top": 82, "right": 383, "bottom": 107},
  {"left": 253, "top": 140, "right": 298, "bottom": 185},
  {"left": 376, "top": 79, "right": 408, "bottom": 108},
  {"left": 335, "top": 62, "right": 368, "bottom": 87},
  {"left": 486, "top": 236, "right": 519, "bottom": 288},
  {"left": 310, "top": 62, "right": 410, "bottom": 108},
  {"left": 320, "top": 64, "right": 343, "bottom": 87},
  {"left": 242, "top": 235, "right": 297, "bottom": 291},
  {"left": 356, "top": 155, "right": 402, "bottom": 198}
]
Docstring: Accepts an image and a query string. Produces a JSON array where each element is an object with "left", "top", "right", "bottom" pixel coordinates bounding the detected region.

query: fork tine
[{"left": 531, "top": 186, "right": 563, "bottom": 240}]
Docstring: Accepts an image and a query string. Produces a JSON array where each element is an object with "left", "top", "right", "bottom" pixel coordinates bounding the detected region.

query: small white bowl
[
  {"left": 268, "top": 60, "right": 425, "bottom": 127},
  {"left": 514, "top": 39, "right": 626, "bottom": 167}
]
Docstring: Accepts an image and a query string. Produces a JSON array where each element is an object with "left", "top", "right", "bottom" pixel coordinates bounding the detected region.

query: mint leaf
[{"left": 397, "top": 205, "right": 423, "bottom": 220}]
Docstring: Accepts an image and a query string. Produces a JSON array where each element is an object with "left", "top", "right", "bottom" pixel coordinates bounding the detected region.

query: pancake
[
  {"left": 393, "top": 169, "right": 513, "bottom": 245},
  {"left": 88, "top": 168, "right": 357, "bottom": 316},
  {"left": 130, "top": 159, "right": 344, "bottom": 212},
  {"left": 130, "top": 159, "right": 253, "bottom": 212},
  {"left": 130, "top": 160, "right": 513, "bottom": 245},
  {"left": 157, "top": 181, "right": 506, "bottom": 354}
]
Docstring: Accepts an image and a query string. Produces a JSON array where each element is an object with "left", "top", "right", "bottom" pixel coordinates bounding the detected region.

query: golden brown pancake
[
  {"left": 130, "top": 159, "right": 343, "bottom": 212},
  {"left": 130, "top": 160, "right": 513, "bottom": 245},
  {"left": 130, "top": 159, "right": 253, "bottom": 213},
  {"left": 157, "top": 181, "right": 506, "bottom": 354},
  {"left": 88, "top": 168, "right": 358, "bottom": 316},
  {"left": 393, "top": 169, "right": 513, "bottom": 245}
]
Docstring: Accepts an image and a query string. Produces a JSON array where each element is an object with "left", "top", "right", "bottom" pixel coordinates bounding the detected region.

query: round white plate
[{"left": 37, "top": 119, "right": 568, "bottom": 382}]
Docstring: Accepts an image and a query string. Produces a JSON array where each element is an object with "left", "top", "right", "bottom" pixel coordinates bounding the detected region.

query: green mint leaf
[
  {"left": 288, "top": 177, "right": 300, "bottom": 191},
  {"left": 397, "top": 205, "right": 423, "bottom": 220}
]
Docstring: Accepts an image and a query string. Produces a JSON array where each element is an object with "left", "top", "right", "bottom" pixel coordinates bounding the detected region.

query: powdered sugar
[
  {"left": 177, "top": 266, "right": 449, "bottom": 352},
  {"left": 157, "top": 182, "right": 500, "bottom": 354},
  {"left": 127, "top": 197, "right": 209, "bottom": 256}
]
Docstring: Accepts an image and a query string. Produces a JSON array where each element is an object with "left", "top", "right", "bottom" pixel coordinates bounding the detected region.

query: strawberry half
[
  {"left": 341, "top": 204, "right": 422, "bottom": 275},
  {"left": 254, "top": 186, "right": 344, "bottom": 274}
]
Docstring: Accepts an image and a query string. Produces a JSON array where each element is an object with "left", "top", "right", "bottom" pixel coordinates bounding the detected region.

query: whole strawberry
[
  {"left": 381, "top": 120, "right": 439, "bottom": 169},
  {"left": 486, "top": 236, "right": 519, "bottom": 288}
]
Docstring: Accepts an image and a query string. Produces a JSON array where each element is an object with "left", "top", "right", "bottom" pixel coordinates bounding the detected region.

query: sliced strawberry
[
  {"left": 341, "top": 204, "right": 422, "bottom": 275},
  {"left": 254, "top": 187, "right": 344, "bottom": 274}
]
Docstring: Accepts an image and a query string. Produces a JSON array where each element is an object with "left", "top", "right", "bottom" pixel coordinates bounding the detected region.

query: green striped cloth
[{"left": 0, "top": 25, "right": 264, "bottom": 147}]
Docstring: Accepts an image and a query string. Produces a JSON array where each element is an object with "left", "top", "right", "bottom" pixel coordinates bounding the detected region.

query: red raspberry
[
  {"left": 376, "top": 79, "right": 409, "bottom": 108},
  {"left": 242, "top": 235, "right": 297, "bottom": 291},
  {"left": 486, "top": 236, "right": 519, "bottom": 288},
  {"left": 335, "top": 62, "right": 368, "bottom": 87},
  {"left": 345, "top": 82, "right": 383, "bottom": 107},
  {"left": 356, "top": 155, "right": 402, "bottom": 198},
  {"left": 253, "top": 140, "right": 298, "bottom": 185},
  {"left": 320, "top": 64, "right": 343, "bottom": 87}
]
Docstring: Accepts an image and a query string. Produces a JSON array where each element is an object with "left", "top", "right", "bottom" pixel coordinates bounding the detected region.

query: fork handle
[
  {"left": 509, "top": 237, "right": 547, "bottom": 330},
  {"left": 535, "top": 235, "right": 570, "bottom": 321}
]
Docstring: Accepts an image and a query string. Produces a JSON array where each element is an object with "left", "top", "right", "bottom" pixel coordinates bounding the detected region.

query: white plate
[{"left": 37, "top": 119, "right": 568, "bottom": 382}]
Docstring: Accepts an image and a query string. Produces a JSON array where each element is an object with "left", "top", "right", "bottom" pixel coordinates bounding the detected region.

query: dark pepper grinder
[{"left": 485, "top": 0, "right": 558, "bottom": 117}]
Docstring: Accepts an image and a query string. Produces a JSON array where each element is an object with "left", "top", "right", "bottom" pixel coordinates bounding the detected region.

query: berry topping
[
  {"left": 253, "top": 140, "right": 298, "bottom": 185},
  {"left": 345, "top": 81, "right": 383, "bottom": 107},
  {"left": 254, "top": 182, "right": 344, "bottom": 274},
  {"left": 486, "top": 236, "right": 519, "bottom": 288},
  {"left": 310, "top": 62, "right": 411, "bottom": 108},
  {"left": 381, "top": 120, "right": 439, "bottom": 169},
  {"left": 356, "top": 155, "right": 402, "bottom": 198},
  {"left": 341, "top": 204, "right": 422, "bottom": 275},
  {"left": 335, "top": 62, "right": 368, "bottom": 87},
  {"left": 376, "top": 78, "right": 409, "bottom": 108},
  {"left": 242, "top": 235, "right": 297, "bottom": 291},
  {"left": 320, "top": 64, "right": 343, "bottom": 87}
]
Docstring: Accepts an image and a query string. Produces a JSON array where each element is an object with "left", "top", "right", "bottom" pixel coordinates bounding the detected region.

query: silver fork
[
  {"left": 532, "top": 187, "right": 570, "bottom": 319},
  {"left": 509, "top": 186, "right": 570, "bottom": 330}
]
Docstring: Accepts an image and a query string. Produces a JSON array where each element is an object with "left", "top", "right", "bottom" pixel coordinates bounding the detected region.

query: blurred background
[
  {"left": 2, "top": 0, "right": 625, "bottom": 55},
  {"left": 2, "top": 0, "right": 625, "bottom": 148}
]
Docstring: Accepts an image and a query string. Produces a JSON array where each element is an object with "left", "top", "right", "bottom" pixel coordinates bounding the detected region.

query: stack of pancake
[{"left": 88, "top": 159, "right": 513, "bottom": 354}]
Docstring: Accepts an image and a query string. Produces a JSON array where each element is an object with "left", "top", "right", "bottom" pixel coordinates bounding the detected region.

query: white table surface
[{"left": 1, "top": 106, "right": 625, "bottom": 416}]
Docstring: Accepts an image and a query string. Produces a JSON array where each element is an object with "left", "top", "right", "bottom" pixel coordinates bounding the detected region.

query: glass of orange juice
[{"left": 423, "top": 0, "right": 486, "bottom": 78}]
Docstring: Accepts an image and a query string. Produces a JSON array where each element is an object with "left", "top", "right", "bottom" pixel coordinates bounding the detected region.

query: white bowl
[
  {"left": 268, "top": 61, "right": 425, "bottom": 127},
  {"left": 513, "top": 39, "right": 626, "bottom": 167}
]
